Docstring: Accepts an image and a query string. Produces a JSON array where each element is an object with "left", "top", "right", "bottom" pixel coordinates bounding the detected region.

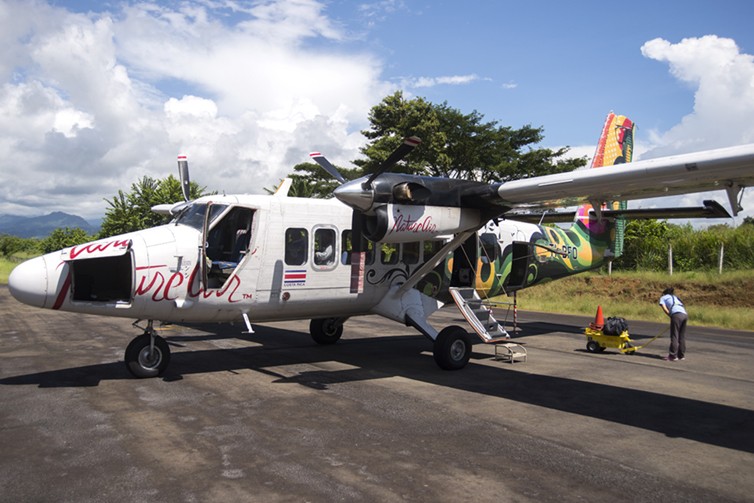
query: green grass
[
  {"left": 501, "top": 270, "right": 754, "bottom": 331},
  {"left": 1, "top": 252, "right": 40, "bottom": 284},
  {"left": 1, "top": 257, "right": 20, "bottom": 284}
]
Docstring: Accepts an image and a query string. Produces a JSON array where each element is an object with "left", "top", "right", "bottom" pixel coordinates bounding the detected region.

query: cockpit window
[{"left": 174, "top": 203, "right": 228, "bottom": 230}]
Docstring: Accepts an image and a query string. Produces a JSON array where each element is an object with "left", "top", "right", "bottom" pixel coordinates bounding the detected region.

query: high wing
[
  {"left": 332, "top": 144, "right": 754, "bottom": 220},
  {"left": 507, "top": 200, "right": 733, "bottom": 223},
  {"left": 492, "top": 144, "right": 754, "bottom": 216}
]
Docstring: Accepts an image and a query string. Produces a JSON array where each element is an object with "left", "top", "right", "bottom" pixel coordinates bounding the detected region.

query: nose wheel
[{"left": 125, "top": 321, "right": 171, "bottom": 378}]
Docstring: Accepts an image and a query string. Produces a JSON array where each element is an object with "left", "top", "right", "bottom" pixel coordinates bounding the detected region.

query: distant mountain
[{"left": 0, "top": 212, "right": 99, "bottom": 239}]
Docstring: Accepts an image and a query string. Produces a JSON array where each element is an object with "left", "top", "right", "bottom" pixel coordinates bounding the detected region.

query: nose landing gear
[{"left": 125, "top": 320, "right": 171, "bottom": 378}]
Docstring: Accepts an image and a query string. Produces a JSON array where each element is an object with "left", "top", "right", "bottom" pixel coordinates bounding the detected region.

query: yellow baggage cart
[{"left": 583, "top": 326, "right": 667, "bottom": 354}]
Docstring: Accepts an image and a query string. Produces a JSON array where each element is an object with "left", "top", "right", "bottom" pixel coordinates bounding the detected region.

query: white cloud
[
  {"left": 638, "top": 36, "right": 754, "bottom": 224},
  {"left": 358, "top": 0, "right": 407, "bottom": 24},
  {"left": 53, "top": 108, "right": 95, "bottom": 137},
  {"left": 403, "top": 74, "right": 480, "bottom": 89},
  {"left": 2, "top": 2, "right": 752, "bottom": 231},
  {"left": 641, "top": 35, "right": 754, "bottom": 154},
  {"left": 0, "top": 0, "right": 390, "bottom": 220}
]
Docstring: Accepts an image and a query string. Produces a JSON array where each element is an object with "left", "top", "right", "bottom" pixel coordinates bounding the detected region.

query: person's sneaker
[
  {"left": 678, "top": 356, "right": 686, "bottom": 360},
  {"left": 662, "top": 355, "right": 678, "bottom": 361}
]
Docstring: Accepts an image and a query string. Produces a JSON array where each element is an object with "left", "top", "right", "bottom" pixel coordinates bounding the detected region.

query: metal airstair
[{"left": 449, "top": 287, "right": 527, "bottom": 363}]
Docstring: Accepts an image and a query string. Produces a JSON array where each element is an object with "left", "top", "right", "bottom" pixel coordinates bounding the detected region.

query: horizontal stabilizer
[{"left": 508, "top": 200, "right": 732, "bottom": 223}]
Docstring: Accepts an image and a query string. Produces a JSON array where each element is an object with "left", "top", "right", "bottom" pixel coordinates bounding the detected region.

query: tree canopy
[
  {"left": 266, "top": 162, "right": 361, "bottom": 199},
  {"left": 40, "top": 227, "right": 95, "bottom": 254},
  {"left": 270, "top": 91, "right": 587, "bottom": 198},
  {"left": 99, "top": 175, "right": 206, "bottom": 238},
  {"left": 355, "top": 91, "right": 587, "bottom": 183}
]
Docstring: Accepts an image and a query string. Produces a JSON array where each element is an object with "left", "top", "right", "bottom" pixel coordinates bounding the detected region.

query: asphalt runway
[{"left": 1, "top": 285, "right": 753, "bottom": 502}]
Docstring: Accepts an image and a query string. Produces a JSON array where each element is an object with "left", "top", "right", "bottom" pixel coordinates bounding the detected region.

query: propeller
[
  {"left": 364, "top": 136, "right": 421, "bottom": 188},
  {"left": 151, "top": 155, "right": 193, "bottom": 216},
  {"left": 308, "top": 152, "right": 346, "bottom": 184},
  {"left": 309, "top": 136, "right": 422, "bottom": 293},
  {"left": 177, "top": 155, "right": 191, "bottom": 202}
]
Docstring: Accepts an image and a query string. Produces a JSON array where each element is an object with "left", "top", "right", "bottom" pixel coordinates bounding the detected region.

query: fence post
[
  {"left": 719, "top": 242, "right": 724, "bottom": 275},
  {"left": 668, "top": 243, "right": 673, "bottom": 276}
]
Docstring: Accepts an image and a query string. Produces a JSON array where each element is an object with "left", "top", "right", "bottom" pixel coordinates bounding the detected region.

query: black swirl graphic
[{"left": 366, "top": 265, "right": 410, "bottom": 286}]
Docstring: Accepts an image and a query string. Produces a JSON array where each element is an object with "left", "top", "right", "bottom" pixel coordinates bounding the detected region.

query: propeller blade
[
  {"left": 364, "top": 136, "right": 421, "bottom": 188},
  {"left": 309, "top": 152, "right": 346, "bottom": 184},
  {"left": 177, "top": 155, "right": 191, "bottom": 202}
]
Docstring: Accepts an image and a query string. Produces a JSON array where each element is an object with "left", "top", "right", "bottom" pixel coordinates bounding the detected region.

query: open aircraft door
[
  {"left": 199, "top": 203, "right": 257, "bottom": 292},
  {"left": 504, "top": 241, "right": 533, "bottom": 292},
  {"left": 199, "top": 202, "right": 212, "bottom": 291},
  {"left": 451, "top": 234, "right": 478, "bottom": 288}
]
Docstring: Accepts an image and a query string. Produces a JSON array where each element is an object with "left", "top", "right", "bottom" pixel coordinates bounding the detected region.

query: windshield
[{"left": 173, "top": 203, "right": 229, "bottom": 230}]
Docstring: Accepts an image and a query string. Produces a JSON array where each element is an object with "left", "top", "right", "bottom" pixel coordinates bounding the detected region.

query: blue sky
[{"left": 2, "top": 0, "right": 754, "bottom": 221}]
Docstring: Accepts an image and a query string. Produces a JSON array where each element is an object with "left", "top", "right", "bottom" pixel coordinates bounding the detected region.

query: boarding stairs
[{"left": 449, "top": 287, "right": 527, "bottom": 363}]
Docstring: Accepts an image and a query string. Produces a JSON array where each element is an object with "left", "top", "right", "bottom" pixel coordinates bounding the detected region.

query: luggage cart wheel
[{"left": 586, "top": 340, "right": 601, "bottom": 353}]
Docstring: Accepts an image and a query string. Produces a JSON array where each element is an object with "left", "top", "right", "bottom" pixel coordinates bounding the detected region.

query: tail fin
[
  {"left": 576, "top": 112, "right": 635, "bottom": 258},
  {"left": 591, "top": 112, "right": 635, "bottom": 168}
]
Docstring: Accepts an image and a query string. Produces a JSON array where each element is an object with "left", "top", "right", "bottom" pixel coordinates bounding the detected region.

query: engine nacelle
[{"left": 364, "top": 204, "right": 483, "bottom": 243}]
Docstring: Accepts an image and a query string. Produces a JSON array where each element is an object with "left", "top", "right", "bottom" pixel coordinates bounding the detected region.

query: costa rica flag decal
[{"left": 284, "top": 269, "right": 307, "bottom": 286}]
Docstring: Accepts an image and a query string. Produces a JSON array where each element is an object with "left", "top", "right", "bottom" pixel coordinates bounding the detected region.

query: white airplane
[{"left": 8, "top": 114, "right": 754, "bottom": 377}]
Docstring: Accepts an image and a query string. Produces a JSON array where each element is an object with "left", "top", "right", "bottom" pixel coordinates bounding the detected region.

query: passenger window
[
  {"left": 341, "top": 231, "right": 351, "bottom": 265},
  {"left": 423, "top": 240, "right": 445, "bottom": 262},
  {"left": 402, "top": 241, "right": 420, "bottom": 264},
  {"left": 341, "top": 230, "right": 374, "bottom": 265},
  {"left": 480, "top": 233, "right": 501, "bottom": 263},
  {"left": 314, "top": 228, "right": 336, "bottom": 266},
  {"left": 285, "top": 228, "right": 308, "bottom": 265},
  {"left": 381, "top": 243, "right": 399, "bottom": 265}
]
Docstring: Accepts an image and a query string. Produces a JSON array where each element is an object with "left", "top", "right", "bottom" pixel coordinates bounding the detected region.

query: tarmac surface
[{"left": 1, "top": 285, "right": 753, "bottom": 502}]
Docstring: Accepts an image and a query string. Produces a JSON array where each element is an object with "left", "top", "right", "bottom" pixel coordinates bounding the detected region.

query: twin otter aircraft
[{"left": 9, "top": 113, "right": 754, "bottom": 377}]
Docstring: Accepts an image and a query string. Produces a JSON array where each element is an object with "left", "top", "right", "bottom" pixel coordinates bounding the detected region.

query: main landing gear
[
  {"left": 125, "top": 320, "right": 171, "bottom": 378},
  {"left": 433, "top": 326, "right": 472, "bottom": 370},
  {"left": 310, "top": 317, "right": 472, "bottom": 370},
  {"left": 309, "top": 317, "right": 345, "bottom": 345}
]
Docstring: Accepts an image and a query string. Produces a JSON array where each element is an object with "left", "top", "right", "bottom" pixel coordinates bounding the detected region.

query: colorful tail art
[
  {"left": 472, "top": 113, "right": 636, "bottom": 297},
  {"left": 577, "top": 112, "right": 635, "bottom": 257},
  {"left": 591, "top": 112, "right": 635, "bottom": 168}
]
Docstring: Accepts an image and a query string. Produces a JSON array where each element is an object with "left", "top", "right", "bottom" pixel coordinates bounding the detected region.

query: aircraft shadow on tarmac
[{"left": 2, "top": 322, "right": 753, "bottom": 455}]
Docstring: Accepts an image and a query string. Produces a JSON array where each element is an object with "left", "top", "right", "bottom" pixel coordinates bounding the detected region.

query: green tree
[
  {"left": 356, "top": 91, "right": 586, "bottom": 181},
  {"left": 99, "top": 175, "right": 206, "bottom": 238},
  {"left": 266, "top": 162, "right": 362, "bottom": 199},
  {"left": 40, "top": 227, "right": 94, "bottom": 253},
  {"left": 0, "top": 235, "right": 40, "bottom": 257},
  {"left": 615, "top": 219, "right": 671, "bottom": 270},
  {"left": 614, "top": 219, "right": 754, "bottom": 272}
]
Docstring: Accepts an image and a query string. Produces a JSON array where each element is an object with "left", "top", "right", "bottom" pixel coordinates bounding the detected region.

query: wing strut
[{"left": 396, "top": 228, "right": 478, "bottom": 296}]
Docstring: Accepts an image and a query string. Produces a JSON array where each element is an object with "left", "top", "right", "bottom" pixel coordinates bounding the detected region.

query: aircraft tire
[
  {"left": 310, "top": 318, "right": 343, "bottom": 345},
  {"left": 433, "top": 326, "right": 471, "bottom": 370},
  {"left": 125, "top": 333, "right": 171, "bottom": 378}
]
